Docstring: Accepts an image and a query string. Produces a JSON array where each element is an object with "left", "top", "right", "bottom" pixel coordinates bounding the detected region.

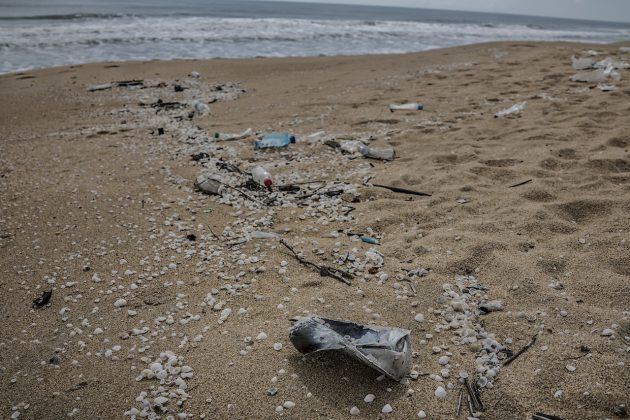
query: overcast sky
[{"left": 275, "top": 0, "right": 630, "bottom": 23}]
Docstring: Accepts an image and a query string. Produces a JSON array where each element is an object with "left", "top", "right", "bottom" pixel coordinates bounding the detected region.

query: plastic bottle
[
  {"left": 194, "top": 173, "right": 223, "bottom": 195},
  {"left": 358, "top": 145, "right": 396, "bottom": 161},
  {"left": 251, "top": 166, "right": 273, "bottom": 187},
  {"left": 389, "top": 103, "right": 423, "bottom": 112},
  {"left": 254, "top": 132, "right": 296, "bottom": 149}
]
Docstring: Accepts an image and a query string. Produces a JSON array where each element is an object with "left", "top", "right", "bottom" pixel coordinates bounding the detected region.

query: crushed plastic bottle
[
  {"left": 358, "top": 145, "right": 395, "bottom": 161},
  {"left": 194, "top": 173, "right": 224, "bottom": 195},
  {"left": 192, "top": 100, "right": 209, "bottom": 115},
  {"left": 251, "top": 166, "right": 273, "bottom": 187},
  {"left": 571, "top": 64, "right": 621, "bottom": 83},
  {"left": 213, "top": 128, "right": 252, "bottom": 141},
  {"left": 339, "top": 140, "right": 365, "bottom": 154},
  {"left": 389, "top": 103, "right": 424, "bottom": 112},
  {"left": 254, "top": 132, "right": 296, "bottom": 149},
  {"left": 289, "top": 315, "right": 412, "bottom": 381},
  {"left": 494, "top": 101, "right": 527, "bottom": 118}
]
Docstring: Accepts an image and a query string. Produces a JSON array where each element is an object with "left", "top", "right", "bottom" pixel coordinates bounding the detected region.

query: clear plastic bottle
[
  {"left": 194, "top": 173, "right": 223, "bottom": 195},
  {"left": 251, "top": 166, "right": 273, "bottom": 187},
  {"left": 254, "top": 132, "right": 296, "bottom": 149},
  {"left": 358, "top": 145, "right": 396, "bottom": 161},
  {"left": 389, "top": 103, "right": 423, "bottom": 112}
]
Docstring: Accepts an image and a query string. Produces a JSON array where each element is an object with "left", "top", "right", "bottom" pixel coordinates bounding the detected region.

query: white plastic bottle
[{"left": 251, "top": 166, "right": 273, "bottom": 187}]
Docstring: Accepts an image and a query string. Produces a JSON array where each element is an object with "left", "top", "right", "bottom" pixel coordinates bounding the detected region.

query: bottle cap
[{"left": 264, "top": 179, "right": 272, "bottom": 187}]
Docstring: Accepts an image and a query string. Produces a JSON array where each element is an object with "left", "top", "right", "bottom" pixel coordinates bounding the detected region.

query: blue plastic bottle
[{"left": 254, "top": 132, "right": 296, "bottom": 149}]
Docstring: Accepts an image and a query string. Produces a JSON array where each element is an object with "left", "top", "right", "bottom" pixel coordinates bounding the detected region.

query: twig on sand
[
  {"left": 503, "top": 333, "right": 539, "bottom": 366},
  {"left": 456, "top": 389, "right": 464, "bottom": 417},
  {"left": 464, "top": 377, "right": 484, "bottom": 412},
  {"left": 372, "top": 184, "right": 432, "bottom": 197},
  {"left": 532, "top": 413, "right": 564, "bottom": 420},
  {"left": 509, "top": 179, "right": 532, "bottom": 188},
  {"left": 280, "top": 239, "right": 353, "bottom": 285}
]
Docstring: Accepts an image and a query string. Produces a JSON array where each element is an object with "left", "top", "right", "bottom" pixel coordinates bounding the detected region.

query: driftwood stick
[
  {"left": 509, "top": 179, "right": 532, "bottom": 188},
  {"left": 464, "top": 377, "right": 484, "bottom": 412},
  {"left": 503, "top": 333, "right": 539, "bottom": 366},
  {"left": 456, "top": 389, "right": 463, "bottom": 417},
  {"left": 280, "top": 240, "right": 353, "bottom": 285},
  {"left": 372, "top": 183, "right": 432, "bottom": 197}
]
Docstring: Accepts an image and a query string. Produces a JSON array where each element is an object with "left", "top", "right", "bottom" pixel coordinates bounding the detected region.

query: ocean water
[{"left": 1, "top": 0, "right": 629, "bottom": 74}]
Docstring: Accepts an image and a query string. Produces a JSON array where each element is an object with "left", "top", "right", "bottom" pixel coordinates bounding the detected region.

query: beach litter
[
  {"left": 359, "top": 145, "right": 395, "bottom": 161},
  {"left": 251, "top": 165, "right": 273, "bottom": 187},
  {"left": 194, "top": 173, "right": 224, "bottom": 195},
  {"left": 212, "top": 128, "right": 252, "bottom": 141},
  {"left": 254, "top": 132, "right": 296, "bottom": 149},
  {"left": 288, "top": 315, "right": 412, "bottom": 381},
  {"left": 87, "top": 79, "right": 146, "bottom": 92},
  {"left": 596, "top": 84, "right": 617, "bottom": 92},
  {"left": 570, "top": 65, "right": 621, "bottom": 83},
  {"left": 494, "top": 101, "right": 527, "bottom": 118},
  {"left": 571, "top": 56, "right": 595, "bottom": 70},
  {"left": 389, "top": 102, "right": 424, "bottom": 112},
  {"left": 192, "top": 100, "right": 210, "bottom": 115}
]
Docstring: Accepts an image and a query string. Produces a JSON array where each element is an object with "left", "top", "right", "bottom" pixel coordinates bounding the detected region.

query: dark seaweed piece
[{"left": 33, "top": 290, "right": 52, "bottom": 308}]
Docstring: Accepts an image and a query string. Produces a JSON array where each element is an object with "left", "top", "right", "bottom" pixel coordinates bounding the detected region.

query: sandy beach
[{"left": 1, "top": 41, "right": 629, "bottom": 419}]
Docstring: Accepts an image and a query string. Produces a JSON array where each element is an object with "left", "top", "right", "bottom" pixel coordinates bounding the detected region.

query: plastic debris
[
  {"left": 194, "top": 173, "right": 224, "bottom": 195},
  {"left": 571, "top": 65, "right": 620, "bottom": 83},
  {"left": 359, "top": 145, "right": 395, "bottom": 161},
  {"left": 597, "top": 84, "right": 617, "bottom": 92},
  {"left": 192, "top": 100, "right": 209, "bottom": 115},
  {"left": 494, "top": 101, "right": 527, "bottom": 118},
  {"left": 251, "top": 166, "right": 273, "bottom": 187},
  {"left": 254, "top": 132, "right": 296, "bottom": 149},
  {"left": 360, "top": 236, "right": 379, "bottom": 245},
  {"left": 571, "top": 56, "right": 594, "bottom": 70},
  {"left": 389, "top": 103, "right": 423, "bottom": 111},
  {"left": 190, "top": 71, "right": 200, "bottom": 78},
  {"left": 288, "top": 315, "right": 412, "bottom": 381},
  {"left": 213, "top": 128, "right": 252, "bottom": 141}
]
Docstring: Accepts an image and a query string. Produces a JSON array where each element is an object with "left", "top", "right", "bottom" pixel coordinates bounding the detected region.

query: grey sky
[{"left": 274, "top": 0, "right": 630, "bottom": 23}]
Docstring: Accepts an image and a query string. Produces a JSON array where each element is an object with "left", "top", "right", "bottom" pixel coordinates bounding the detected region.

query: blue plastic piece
[{"left": 254, "top": 132, "right": 296, "bottom": 149}]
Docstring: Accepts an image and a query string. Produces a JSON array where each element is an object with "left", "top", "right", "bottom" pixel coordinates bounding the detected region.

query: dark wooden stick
[
  {"left": 503, "top": 334, "right": 538, "bottom": 366},
  {"left": 509, "top": 179, "right": 532, "bottom": 188},
  {"left": 373, "top": 184, "right": 432, "bottom": 197},
  {"left": 464, "top": 377, "right": 484, "bottom": 412},
  {"left": 280, "top": 240, "right": 353, "bottom": 285}
]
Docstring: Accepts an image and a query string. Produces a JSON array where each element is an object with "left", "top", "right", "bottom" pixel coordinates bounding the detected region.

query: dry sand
[{"left": 1, "top": 41, "right": 629, "bottom": 419}]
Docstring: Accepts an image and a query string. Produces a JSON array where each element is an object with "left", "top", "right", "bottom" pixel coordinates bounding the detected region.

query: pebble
[
  {"left": 566, "top": 364, "right": 576, "bottom": 372},
  {"left": 273, "top": 343, "right": 283, "bottom": 351},
  {"left": 350, "top": 406, "right": 360, "bottom": 416},
  {"left": 283, "top": 401, "right": 295, "bottom": 409},
  {"left": 435, "top": 386, "right": 447, "bottom": 398},
  {"left": 364, "top": 394, "right": 375, "bottom": 403},
  {"left": 113, "top": 298, "right": 127, "bottom": 308},
  {"left": 417, "top": 410, "right": 427, "bottom": 419},
  {"left": 438, "top": 356, "right": 450, "bottom": 365},
  {"left": 414, "top": 313, "right": 425, "bottom": 322},
  {"left": 381, "top": 404, "right": 393, "bottom": 413},
  {"left": 601, "top": 328, "right": 614, "bottom": 336},
  {"left": 256, "top": 332, "right": 268, "bottom": 341}
]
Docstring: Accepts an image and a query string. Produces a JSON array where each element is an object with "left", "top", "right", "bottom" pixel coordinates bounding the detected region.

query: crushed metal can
[{"left": 289, "top": 315, "right": 412, "bottom": 381}]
